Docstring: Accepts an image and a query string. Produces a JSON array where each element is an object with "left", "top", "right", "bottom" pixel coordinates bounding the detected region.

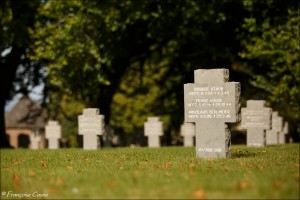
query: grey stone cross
[
  {"left": 78, "top": 108, "right": 105, "bottom": 150},
  {"left": 144, "top": 117, "right": 163, "bottom": 147},
  {"left": 180, "top": 122, "right": 195, "bottom": 147},
  {"left": 184, "top": 69, "right": 241, "bottom": 158},
  {"left": 45, "top": 121, "right": 61, "bottom": 149},
  {"left": 241, "top": 100, "right": 272, "bottom": 147},
  {"left": 266, "top": 111, "right": 283, "bottom": 145}
]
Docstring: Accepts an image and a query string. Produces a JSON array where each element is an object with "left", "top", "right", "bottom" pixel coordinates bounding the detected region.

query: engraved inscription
[
  {"left": 198, "top": 148, "right": 222, "bottom": 153},
  {"left": 185, "top": 86, "right": 235, "bottom": 120}
]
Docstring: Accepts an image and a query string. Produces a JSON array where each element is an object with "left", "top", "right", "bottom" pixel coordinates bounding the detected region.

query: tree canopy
[{"left": 1, "top": 0, "right": 299, "bottom": 147}]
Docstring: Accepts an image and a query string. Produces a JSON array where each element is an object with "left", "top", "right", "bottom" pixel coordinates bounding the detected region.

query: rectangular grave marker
[
  {"left": 184, "top": 68, "right": 241, "bottom": 158},
  {"left": 45, "top": 121, "right": 61, "bottom": 149},
  {"left": 266, "top": 111, "right": 283, "bottom": 145},
  {"left": 78, "top": 108, "right": 105, "bottom": 150},
  {"left": 144, "top": 117, "right": 163, "bottom": 147},
  {"left": 180, "top": 122, "right": 195, "bottom": 147},
  {"left": 241, "top": 100, "right": 272, "bottom": 147}
]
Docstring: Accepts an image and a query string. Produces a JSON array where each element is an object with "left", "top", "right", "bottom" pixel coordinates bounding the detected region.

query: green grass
[{"left": 1, "top": 144, "right": 299, "bottom": 199}]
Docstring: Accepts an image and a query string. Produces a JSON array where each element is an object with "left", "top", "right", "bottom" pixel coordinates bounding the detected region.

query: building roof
[{"left": 5, "top": 95, "right": 48, "bottom": 129}]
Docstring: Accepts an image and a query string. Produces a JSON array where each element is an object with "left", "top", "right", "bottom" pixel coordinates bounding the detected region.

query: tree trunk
[
  {"left": 0, "top": 47, "right": 22, "bottom": 148},
  {"left": 97, "top": 59, "right": 129, "bottom": 125}
]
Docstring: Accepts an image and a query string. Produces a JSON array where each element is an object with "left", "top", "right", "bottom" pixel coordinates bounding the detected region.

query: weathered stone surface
[
  {"left": 144, "top": 117, "right": 163, "bottom": 147},
  {"left": 184, "top": 69, "right": 240, "bottom": 158},
  {"left": 266, "top": 111, "right": 283, "bottom": 145},
  {"left": 45, "top": 120, "right": 61, "bottom": 149},
  {"left": 241, "top": 100, "right": 272, "bottom": 147},
  {"left": 180, "top": 123, "right": 195, "bottom": 147},
  {"left": 78, "top": 108, "right": 105, "bottom": 150},
  {"left": 30, "top": 134, "right": 41, "bottom": 150}
]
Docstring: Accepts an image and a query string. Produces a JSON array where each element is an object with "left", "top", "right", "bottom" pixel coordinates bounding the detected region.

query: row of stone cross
[
  {"left": 32, "top": 68, "right": 290, "bottom": 159},
  {"left": 184, "top": 68, "right": 289, "bottom": 158},
  {"left": 30, "top": 121, "right": 62, "bottom": 149}
]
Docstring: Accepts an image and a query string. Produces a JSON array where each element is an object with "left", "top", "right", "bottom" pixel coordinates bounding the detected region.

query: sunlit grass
[{"left": 1, "top": 144, "right": 299, "bottom": 199}]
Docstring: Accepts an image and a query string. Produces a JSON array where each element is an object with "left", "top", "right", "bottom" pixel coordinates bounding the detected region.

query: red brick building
[{"left": 5, "top": 96, "right": 47, "bottom": 149}]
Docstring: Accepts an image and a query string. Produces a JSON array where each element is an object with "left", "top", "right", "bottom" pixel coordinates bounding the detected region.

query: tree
[
  {"left": 0, "top": 0, "right": 42, "bottom": 148},
  {"left": 30, "top": 0, "right": 249, "bottom": 144},
  {"left": 239, "top": 5, "right": 299, "bottom": 140},
  {"left": 30, "top": 0, "right": 298, "bottom": 145}
]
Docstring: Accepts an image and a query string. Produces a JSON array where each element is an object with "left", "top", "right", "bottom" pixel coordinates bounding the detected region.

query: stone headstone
[
  {"left": 78, "top": 108, "right": 105, "bottom": 150},
  {"left": 180, "top": 122, "right": 195, "bottom": 147},
  {"left": 241, "top": 100, "right": 272, "bottom": 147},
  {"left": 45, "top": 121, "right": 61, "bottom": 149},
  {"left": 30, "top": 134, "right": 41, "bottom": 150},
  {"left": 279, "top": 121, "right": 289, "bottom": 144},
  {"left": 266, "top": 111, "right": 283, "bottom": 145},
  {"left": 184, "top": 68, "right": 241, "bottom": 158},
  {"left": 144, "top": 117, "right": 163, "bottom": 147}
]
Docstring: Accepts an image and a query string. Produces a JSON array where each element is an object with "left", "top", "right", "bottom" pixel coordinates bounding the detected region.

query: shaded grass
[{"left": 1, "top": 144, "right": 299, "bottom": 199}]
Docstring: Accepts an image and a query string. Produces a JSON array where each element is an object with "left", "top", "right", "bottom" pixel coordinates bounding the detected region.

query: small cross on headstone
[
  {"left": 45, "top": 121, "right": 61, "bottom": 149},
  {"left": 184, "top": 68, "right": 241, "bottom": 158},
  {"left": 144, "top": 117, "right": 163, "bottom": 147},
  {"left": 266, "top": 111, "right": 283, "bottom": 145},
  {"left": 241, "top": 100, "right": 272, "bottom": 147},
  {"left": 78, "top": 108, "right": 105, "bottom": 150},
  {"left": 180, "top": 122, "right": 195, "bottom": 147}
]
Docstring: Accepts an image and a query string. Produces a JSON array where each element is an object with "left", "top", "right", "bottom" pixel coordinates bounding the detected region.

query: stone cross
[
  {"left": 241, "top": 100, "right": 272, "bottom": 147},
  {"left": 184, "top": 68, "right": 241, "bottom": 158},
  {"left": 45, "top": 120, "right": 61, "bottom": 149},
  {"left": 279, "top": 121, "right": 289, "bottom": 144},
  {"left": 30, "top": 134, "right": 41, "bottom": 150},
  {"left": 144, "top": 117, "right": 163, "bottom": 147},
  {"left": 180, "top": 122, "right": 195, "bottom": 147},
  {"left": 78, "top": 108, "right": 105, "bottom": 150},
  {"left": 266, "top": 111, "right": 283, "bottom": 145}
]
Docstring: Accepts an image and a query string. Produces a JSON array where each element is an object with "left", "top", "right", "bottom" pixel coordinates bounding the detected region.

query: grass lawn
[{"left": 1, "top": 144, "right": 299, "bottom": 199}]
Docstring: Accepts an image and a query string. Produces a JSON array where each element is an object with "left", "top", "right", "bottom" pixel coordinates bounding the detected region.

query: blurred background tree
[
  {"left": 0, "top": 0, "right": 44, "bottom": 147},
  {"left": 239, "top": 7, "right": 299, "bottom": 141},
  {"left": 1, "top": 0, "right": 298, "bottom": 147}
]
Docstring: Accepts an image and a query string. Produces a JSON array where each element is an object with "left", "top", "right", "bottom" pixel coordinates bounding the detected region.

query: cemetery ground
[{"left": 1, "top": 144, "right": 299, "bottom": 199}]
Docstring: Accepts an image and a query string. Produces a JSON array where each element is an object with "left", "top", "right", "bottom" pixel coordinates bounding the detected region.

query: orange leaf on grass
[
  {"left": 106, "top": 181, "right": 117, "bottom": 189},
  {"left": 236, "top": 180, "right": 251, "bottom": 191},
  {"left": 41, "top": 161, "right": 47, "bottom": 167},
  {"left": 13, "top": 173, "right": 21, "bottom": 190},
  {"left": 223, "top": 167, "right": 229, "bottom": 172},
  {"left": 48, "top": 187, "right": 58, "bottom": 193},
  {"left": 56, "top": 177, "right": 64, "bottom": 185},
  {"left": 193, "top": 188, "right": 206, "bottom": 199},
  {"left": 165, "top": 162, "right": 171, "bottom": 169},
  {"left": 13, "top": 173, "right": 21, "bottom": 181}
]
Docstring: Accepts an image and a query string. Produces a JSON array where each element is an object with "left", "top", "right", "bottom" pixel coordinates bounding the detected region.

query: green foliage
[
  {"left": 0, "top": 0, "right": 44, "bottom": 99},
  {"left": 28, "top": 0, "right": 299, "bottom": 142},
  {"left": 1, "top": 144, "right": 299, "bottom": 198},
  {"left": 30, "top": 0, "right": 247, "bottom": 140},
  {"left": 239, "top": 8, "right": 299, "bottom": 131},
  {"left": 46, "top": 93, "right": 85, "bottom": 147},
  {"left": 111, "top": 54, "right": 179, "bottom": 134}
]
